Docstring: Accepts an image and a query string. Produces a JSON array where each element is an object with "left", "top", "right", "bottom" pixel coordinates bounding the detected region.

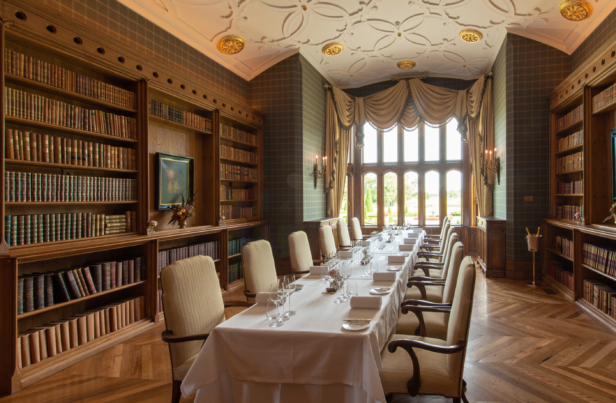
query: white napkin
[
  {"left": 403, "top": 238, "right": 416, "bottom": 245},
  {"left": 350, "top": 296, "right": 382, "bottom": 309},
  {"left": 388, "top": 255, "right": 406, "bottom": 263},
  {"left": 399, "top": 244, "right": 414, "bottom": 251},
  {"left": 309, "top": 266, "right": 324, "bottom": 276},
  {"left": 360, "top": 240, "right": 371, "bottom": 247},
  {"left": 255, "top": 292, "right": 275, "bottom": 304},
  {"left": 373, "top": 272, "right": 396, "bottom": 281},
  {"left": 338, "top": 251, "right": 353, "bottom": 259}
]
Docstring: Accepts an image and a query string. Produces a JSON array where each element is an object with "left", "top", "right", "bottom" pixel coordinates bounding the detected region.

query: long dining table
[{"left": 181, "top": 229, "right": 426, "bottom": 403}]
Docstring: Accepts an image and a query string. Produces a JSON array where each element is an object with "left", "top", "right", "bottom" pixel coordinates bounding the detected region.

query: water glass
[
  {"left": 266, "top": 298, "right": 283, "bottom": 327},
  {"left": 284, "top": 274, "right": 296, "bottom": 317},
  {"left": 348, "top": 281, "right": 358, "bottom": 297},
  {"left": 322, "top": 266, "right": 331, "bottom": 283}
]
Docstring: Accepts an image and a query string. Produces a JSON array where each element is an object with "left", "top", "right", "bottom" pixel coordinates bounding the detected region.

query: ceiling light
[
  {"left": 559, "top": 0, "right": 592, "bottom": 21},
  {"left": 397, "top": 60, "right": 416, "bottom": 70},
  {"left": 322, "top": 42, "right": 344, "bottom": 56},
  {"left": 459, "top": 29, "right": 483, "bottom": 43},
  {"left": 217, "top": 35, "right": 245, "bottom": 55}
]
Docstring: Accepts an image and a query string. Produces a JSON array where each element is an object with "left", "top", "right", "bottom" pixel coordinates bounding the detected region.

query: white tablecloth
[{"left": 181, "top": 231, "right": 425, "bottom": 403}]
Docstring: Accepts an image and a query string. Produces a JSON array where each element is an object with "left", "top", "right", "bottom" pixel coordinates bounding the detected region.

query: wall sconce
[
  {"left": 313, "top": 155, "right": 327, "bottom": 190},
  {"left": 484, "top": 148, "right": 501, "bottom": 185}
]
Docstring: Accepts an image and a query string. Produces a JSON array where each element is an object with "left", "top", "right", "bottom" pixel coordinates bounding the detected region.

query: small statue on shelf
[
  {"left": 219, "top": 215, "right": 225, "bottom": 226},
  {"left": 146, "top": 220, "right": 158, "bottom": 236}
]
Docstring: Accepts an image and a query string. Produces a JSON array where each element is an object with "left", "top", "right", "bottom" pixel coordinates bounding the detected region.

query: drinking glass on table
[
  {"left": 334, "top": 262, "right": 347, "bottom": 303},
  {"left": 348, "top": 281, "right": 358, "bottom": 298},
  {"left": 322, "top": 266, "right": 332, "bottom": 283},
  {"left": 284, "top": 274, "right": 296, "bottom": 317},
  {"left": 275, "top": 279, "right": 289, "bottom": 321},
  {"left": 268, "top": 283, "right": 284, "bottom": 327}
]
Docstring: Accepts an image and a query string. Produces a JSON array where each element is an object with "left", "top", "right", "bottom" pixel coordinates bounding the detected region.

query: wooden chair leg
[
  {"left": 172, "top": 380, "right": 182, "bottom": 403},
  {"left": 462, "top": 391, "right": 470, "bottom": 403},
  {"left": 452, "top": 398, "right": 461, "bottom": 403}
]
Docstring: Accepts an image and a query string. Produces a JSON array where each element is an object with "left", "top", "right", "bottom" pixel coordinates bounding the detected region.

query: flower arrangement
[
  {"left": 168, "top": 193, "right": 197, "bottom": 228},
  {"left": 603, "top": 203, "right": 616, "bottom": 224}
]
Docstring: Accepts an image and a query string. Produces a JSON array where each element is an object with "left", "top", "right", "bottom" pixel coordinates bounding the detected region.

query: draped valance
[{"left": 325, "top": 74, "right": 494, "bottom": 218}]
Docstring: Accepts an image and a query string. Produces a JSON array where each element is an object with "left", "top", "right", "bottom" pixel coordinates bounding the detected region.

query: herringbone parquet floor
[{"left": 2, "top": 267, "right": 616, "bottom": 403}]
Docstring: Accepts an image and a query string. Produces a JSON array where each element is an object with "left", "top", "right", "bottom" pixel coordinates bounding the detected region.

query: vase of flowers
[
  {"left": 146, "top": 220, "right": 158, "bottom": 235},
  {"left": 169, "top": 193, "right": 197, "bottom": 228}
]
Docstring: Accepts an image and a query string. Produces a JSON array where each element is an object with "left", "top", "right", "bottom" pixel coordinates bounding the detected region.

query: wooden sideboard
[
  {"left": 303, "top": 217, "right": 339, "bottom": 261},
  {"left": 476, "top": 216, "right": 506, "bottom": 278}
]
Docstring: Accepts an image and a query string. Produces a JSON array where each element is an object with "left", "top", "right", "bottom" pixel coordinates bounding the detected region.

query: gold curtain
[{"left": 324, "top": 74, "right": 494, "bottom": 218}]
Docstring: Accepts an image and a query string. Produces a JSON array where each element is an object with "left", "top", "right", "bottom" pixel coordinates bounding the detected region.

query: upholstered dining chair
[
  {"left": 420, "top": 220, "right": 450, "bottom": 251},
  {"left": 380, "top": 256, "right": 476, "bottom": 403},
  {"left": 288, "top": 231, "right": 317, "bottom": 275},
  {"left": 160, "top": 255, "right": 253, "bottom": 403},
  {"left": 418, "top": 224, "right": 453, "bottom": 263},
  {"left": 397, "top": 242, "right": 464, "bottom": 339},
  {"left": 337, "top": 220, "right": 353, "bottom": 249},
  {"left": 406, "top": 233, "right": 459, "bottom": 302},
  {"left": 319, "top": 225, "right": 337, "bottom": 260},
  {"left": 350, "top": 217, "right": 366, "bottom": 245},
  {"left": 415, "top": 228, "right": 457, "bottom": 278},
  {"left": 424, "top": 217, "right": 449, "bottom": 242},
  {"left": 242, "top": 240, "right": 278, "bottom": 303}
]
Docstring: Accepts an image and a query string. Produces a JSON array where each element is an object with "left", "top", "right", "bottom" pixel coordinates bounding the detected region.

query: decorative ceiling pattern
[{"left": 117, "top": 0, "right": 616, "bottom": 88}]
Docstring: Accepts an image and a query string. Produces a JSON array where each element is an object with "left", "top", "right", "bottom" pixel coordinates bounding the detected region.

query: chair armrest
[
  {"left": 420, "top": 245, "right": 440, "bottom": 251},
  {"left": 407, "top": 280, "right": 445, "bottom": 300},
  {"left": 401, "top": 299, "right": 452, "bottom": 308},
  {"left": 414, "top": 262, "right": 444, "bottom": 268},
  {"left": 417, "top": 252, "right": 442, "bottom": 258},
  {"left": 244, "top": 290, "right": 257, "bottom": 299},
  {"left": 424, "top": 235, "right": 441, "bottom": 240},
  {"left": 387, "top": 339, "right": 466, "bottom": 396},
  {"left": 423, "top": 239, "right": 441, "bottom": 245},
  {"left": 407, "top": 276, "right": 445, "bottom": 282},
  {"left": 400, "top": 305, "right": 452, "bottom": 337},
  {"left": 312, "top": 259, "right": 324, "bottom": 265},
  {"left": 162, "top": 330, "right": 209, "bottom": 344},
  {"left": 224, "top": 301, "right": 254, "bottom": 308}
]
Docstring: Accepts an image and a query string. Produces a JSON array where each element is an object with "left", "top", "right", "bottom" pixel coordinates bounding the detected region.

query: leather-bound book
[
  {"left": 4, "top": 215, "right": 10, "bottom": 247},
  {"left": 54, "top": 136, "right": 61, "bottom": 164},
  {"left": 125, "top": 211, "right": 131, "bottom": 232},
  {"left": 128, "top": 299, "right": 135, "bottom": 324},
  {"left": 30, "top": 132, "right": 37, "bottom": 162},
  {"left": 16, "top": 336, "right": 22, "bottom": 369},
  {"left": 104, "top": 307, "right": 112, "bottom": 334},
  {"left": 77, "top": 268, "right": 90, "bottom": 296},
  {"left": 71, "top": 139, "right": 78, "bottom": 166},
  {"left": 74, "top": 315, "right": 87, "bottom": 345},
  {"left": 19, "top": 333, "right": 31, "bottom": 368},
  {"left": 36, "top": 133, "right": 42, "bottom": 162},
  {"left": 43, "top": 134, "right": 50, "bottom": 163},
  {"left": 44, "top": 326, "right": 57, "bottom": 357},
  {"left": 53, "top": 271, "right": 71, "bottom": 302},
  {"left": 93, "top": 311, "right": 101, "bottom": 339},
  {"left": 53, "top": 320, "right": 70, "bottom": 352},
  {"left": 109, "top": 305, "right": 118, "bottom": 332},
  {"left": 31, "top": 328, "right": 48, "bottom": 360},
  {"left": 67, "top": 318, "right": 79, "bottom": 348},
  {"left": 135, "top": 257, "right": 143, "bottom": 282},
  {"left": 115, "top": 261, "right": 122, "bottom": 287},
  {"left": 44, "top": 273, "right": 54, "bottom": 306},
  {"left": 134, "top": 296, "right": 141, "bottom": 321},
  {"left": 17, "top": 277, "right": 24, "bottom": 315},
  {"left": 6, "top": 129, "right": 14, "bottom": 160},
  {"left": 23, "top": 131, "right": 30, "bottom": 161},
  {"left": 128, "top": 259, "right": 135, "bottom": 284},
  {"left": 123, "top": 260, "right": 130, "bottom": 285},
  {"left": 28, "top": 330, "right": 41, "bottom": 364},
  {"left": 89, "top": 264, "right": 103, "bottom": 292},
  {"left": 85, "top": 312, "right": 95, "bottom": 342},
  {"left": 11, "top": 215, "right": 17, "bottom": 247},
  {"left": 23, "top": 276, "right": 34, "bottom": 312},
  {"left": 82, "top": 267, "right": 97, "bottom": 295},
  {"left": 102, "top": 262, "right": 111, "bottom": 291},
  {"left": 64, "top": 270, "right": 82, "bottom": 299},
  {"left": 99, "top": 308, "right": 106, "bottom": 336},
  {"left": 50, "top": 322, "right": 63, "bottom": 354}
]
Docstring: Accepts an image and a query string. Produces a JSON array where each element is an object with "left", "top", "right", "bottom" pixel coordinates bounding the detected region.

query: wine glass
[
  {"left": 334, "top": 263, "right": 346, "bottom": 303},
  {"left": 284, "top": 274, "right": 296, "bottom": 317},
  {"left": 322, "top": 266, "right": 331, "bottom": 283},
  {"left": 275, "top": 279, "right": 289, "bottom": 321}
]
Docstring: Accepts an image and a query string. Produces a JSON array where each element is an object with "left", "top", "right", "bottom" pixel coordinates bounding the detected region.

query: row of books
[
  {"left": 557, "top": 180, "right": 583, "bottom": 195},
  {"left": 546, "top": 260, "right": 574, "bottom": 291},
  {"left": 556, "top": 129, "right": 583, "bottom": 151},
  {"left": 228, "top": 261, "right": 244, "bottom": 284},
  {"left": 555, "top": 151, "right": 583, "bottom": 173},
  {"left": 17, "top": 257, "right": 144, "bottom": 314},
  {"left": 157, "top": 241, "right": 221, "bottom": 277},
  {"left": 556, "top": 104, "right": 583, "bottom": 130},
  {"left": 220, "top": 163, "right": 257, "bottom": 181},
  {"left": 6, "top": 129, "right": 136, "bottom": 169},
  {"left": 18, "top": 296, "right": 144, "bottom": 369},
  {"left": 4, "top": 211, "right": 135, "bottom": 246},
  {"left": 220, "top": 205, "right": 256, "bottom": 220},
  {"left": 592, "top": 83, "right": 616, "bottom": 112},
  {"left": 583, "top": 280, "right": 616, "bottom": 319},
  {"left": 4, "top": 49, "right": 135, "bottom": 109},
  {"left": 556, "top": 205, "right": 581, "bottom": 221},
  {"left": 554, "top": 236, "right": 573, "bottom": 259},
  {"left": 221, "top": 145, "right": 257, "bottom": 164},
  {"left": 220, "top": 124, "right": 257, "bottom": 145},
  {"left": 5, "top": 172, "right": 137, "bottom": 202},
  {"left": 5, "top": 87, "right": 137, "bottom": 139},
  {"left": 220, "top": 186, "right": 256, "bottom": 201},
  {"left": 583, "top": 243, "right": 616, "bottom": 277},
  {"left": 229, "top": 237, "right": 254, "bottom": 256},
  {"left": 148, "top": 99, "right": 212, "bottom": 131}
]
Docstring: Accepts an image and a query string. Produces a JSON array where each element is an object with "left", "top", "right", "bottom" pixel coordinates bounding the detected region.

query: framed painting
[{"left": 156, "top": 153, "right": 194, "bottom": 210}]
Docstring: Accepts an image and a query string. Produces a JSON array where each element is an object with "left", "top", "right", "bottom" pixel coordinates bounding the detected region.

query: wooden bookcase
[
  {"left": 544, "top": 39, "right": 616, "bottom": 334},
  {"left": 0, "top": 6, "right": 267, "bottom": 395}
]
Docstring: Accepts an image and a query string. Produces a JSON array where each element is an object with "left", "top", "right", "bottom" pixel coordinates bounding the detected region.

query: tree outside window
[
  {"left": 364, "top": 173, "right": 377, "bottom": 225},
  {"left": 383, "top": 172, "right": 398, "bottom": 224}
]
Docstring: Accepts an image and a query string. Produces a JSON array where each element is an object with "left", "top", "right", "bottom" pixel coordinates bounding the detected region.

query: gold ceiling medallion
[
  {"left": 216, "top": 35, "right": 245, "bottom": 55},
  {"left": 459, "top": 29, "right": 483, "bottom": 43},
  {"left": 397, "top": 60, "right": 416, "bottom": 70},
  {"left": 322, "top": 42, "right": 344, "bottom": 56},
  {"left": 559, "top": 0, "right": 592, "bottom": 21}
]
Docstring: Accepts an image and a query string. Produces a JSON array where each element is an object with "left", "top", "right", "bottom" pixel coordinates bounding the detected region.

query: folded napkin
[
  {"left": 338, "top": 250, "right": 353, "bottom": 260},
  {"left": 360, "top": 240, "right": 371, "bottom": 247},
  {"left": 388, "top": 255, "right": 406, "bottom": 263},
  {"left": 350, "top": 296, "right": 382, "bottom": 309},
  {"left": 373, "top": 272, "right": 396, "bottom": 281},
  {"left": 255, "top": 292, "right": 275, "bottom": 304},
  {"left": 309, "top": 266, "right": 324, "bottom": 276},
  {"left": 399, "top": 244, "right": 414, "bottom": 251},
  {"left": 403, "top": 238, "right": 416, "bottom": 245}
]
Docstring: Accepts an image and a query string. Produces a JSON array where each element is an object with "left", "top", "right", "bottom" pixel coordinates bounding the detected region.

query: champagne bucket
[{"left": 526, "top": 235, "right": 542, "bottom": 252}]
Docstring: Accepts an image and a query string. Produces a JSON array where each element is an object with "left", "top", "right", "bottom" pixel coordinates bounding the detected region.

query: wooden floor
[{"left": 3, "top": 268, "right": 616, "bottom": 403}]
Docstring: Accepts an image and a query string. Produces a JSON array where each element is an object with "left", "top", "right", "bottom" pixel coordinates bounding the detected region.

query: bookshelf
[
  {"left": 544, "top": 41, "right": 616, "bottom": 334},
  {"left": 0, "top": 9, "right": 267, "bottom": 395}
]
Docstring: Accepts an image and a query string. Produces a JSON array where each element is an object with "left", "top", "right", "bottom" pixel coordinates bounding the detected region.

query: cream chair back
[
  {"left": 288, "top": 231, "right": 313, "bottom": 273},
  {"left": 351, "top": 217, "right": 363, "bottom": 242},
  {"left": 439, "top": 232, "right": 458, "bottom": 279},
  {"left": 242, "top": 240, "right": 278, "bottom": 302},
  {"left": 337, "top": 220, "right": 352, "bottom": 247},
  {"left": 438, "top": 221, "right": 451, "bottom": 251},
  {"left": 441, "top": 242, "right": 464, "bottom": 304},
  {"left": 446, "top": 256, "right": 476, "bottom": 379},
  {"left": 161, "top": 255, "right": 224, "bottom": 374},
  {"left": 439, "top": 217, "right": 450, "bottom": 237},
  {"left": 319, "top": 225, "right": 337, "bottom": 259}
]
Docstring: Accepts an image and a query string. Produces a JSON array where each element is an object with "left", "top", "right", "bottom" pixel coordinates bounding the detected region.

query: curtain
[{"left": 324, "top": 74, "right": 494, "bottom": 218}]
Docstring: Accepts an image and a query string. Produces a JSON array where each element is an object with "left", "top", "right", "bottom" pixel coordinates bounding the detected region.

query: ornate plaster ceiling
[{"left": 117, "top": 0, "right": 616, "bottom": 88}]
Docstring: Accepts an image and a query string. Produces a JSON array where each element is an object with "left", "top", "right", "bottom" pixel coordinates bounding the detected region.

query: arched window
[
  {"left": 447, "top": 170, "right": 462, "bottom": 225},
  {"left": 363, "top": 173, "right": 377, "bottom": 225},
  {"left": 340, "top": 175, "right": 349, "bottom": 221},
  {"left": 383, "top": 172, "right": 398, "bottom": 224},
  {"left": 383, "top": 126, "right": 398, "bottom": 163},
  {"left": 404, "top": 171, "right": 419, "bottom": 225},
  {"left": 425, "top": 171, "right": 440, "bottom": 226},
  {"left": 446, "top": 118, "right": 461, "bottom": 161},
  {"left": 363, "top": 123, "right": 377, "bottom": 164},
  {"left": 425, "top": 125, "right": 440, "bottom": 162},
  {"left": 404, "top": 127, "right": 418, "bottom": 162}
]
